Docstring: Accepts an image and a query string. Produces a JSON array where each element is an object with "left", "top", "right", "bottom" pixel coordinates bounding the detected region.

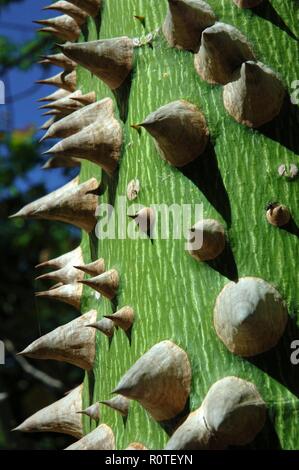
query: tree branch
[{"left": 4, "top": 340, "right": 63, "bottom": 391}]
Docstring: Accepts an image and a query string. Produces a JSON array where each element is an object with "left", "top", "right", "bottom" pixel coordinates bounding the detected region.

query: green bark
[{"left": 77, "top": 0, "right": 298, "bottom": 449}]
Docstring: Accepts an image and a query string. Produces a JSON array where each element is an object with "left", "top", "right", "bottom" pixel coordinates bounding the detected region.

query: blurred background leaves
[{"left": 0, "top": 0, "right": 82, "bottom": 450}]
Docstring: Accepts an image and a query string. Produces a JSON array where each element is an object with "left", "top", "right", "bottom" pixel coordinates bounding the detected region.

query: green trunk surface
[{"left": 76, "top": 0, "right": 298, "bottom": 449}]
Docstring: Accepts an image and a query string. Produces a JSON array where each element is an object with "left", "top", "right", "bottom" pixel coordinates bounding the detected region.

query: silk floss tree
[{"left": 11, "top": 0, "right": 299, "bottom": 450}]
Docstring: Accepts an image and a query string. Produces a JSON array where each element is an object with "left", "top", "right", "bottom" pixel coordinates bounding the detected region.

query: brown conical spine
[
  {"left": 100, "top": 395, "right": 130, "bottom": 417},
  {"left": 128, "top": 207, "right": 156, "bottom": 238},
  {"left": 49, "top": 282, "right": 64, "bottom": 290},
  {"left": 70, "top": 91, "right": 96, "bottom": 106},
  {"left": 57, "top": 37, "right": 134, "bottom": 90},
  {"left": 80, "top": 269, "right": 119, "bottom": 300},
  {"left": 36, "top": 246, "right": 82, "bottom": 270},
  {"left": 105, "top": 306, "right": 134, "bottom": 332},
  {"left": 36, "top": 259, "right": 84, "bottom": 283},
  {"left": 188, "top": 219, "right": 226, "bottom": 262},
  {"left": 35, "top": 262, "right": 84, "bottom": 284},
  {"left": 67, "top": 0, "right": 101, "bottom": 17},
  {"left": 165, "top": 377, "right": 266, "bottom": 449},
  {"left": 18, "top": 310, "right": 97, "bottom": 370},
  {"left": 36, "top": 71, "right": 76, "bottom": 92},
  {"left": 140, "top": 100, "right": 209, "bottom": 167},
  {"left": 113, "top": 340, "right": 191, "bottom": 422},
  {"left": 74, "top": 258, "right": 105, "bottom": 276},
  {"left": 42, "top": 109, "right": 71, "bottom": 118},
  {"left": 194, "top": 22, "right": 255, "bottom": 85},
  {"left": 65, "top": 424, "right": 115, "bottom": 450},
  {"left": 35, "top": 283, "right": 83, "bottom": 310},
  {"left": 41, "top": 93, "right": 91, "bottom": 114},
  {"left": 125, "top": 442, "right": 148, "bottom": 450},
  {"left": 13, "top": 384, "right": 83, "bottom": 438},
  {"left": 39, "top": 52, "right": 77, "bottom": 71},
  {"left": 163, "top": 0, "right": 216, "bottom": 52},
  {"left": 43, "top": 1, "right": 89, "bottom": 25},
  {"left": 44, "top": 113, "right": 122, "bottom": 175},
  {"left": 39, "top": 91, "right": 85, "bottom": 112},
  {"left": 223, "top": 61, "right": 285, "bottom": 128},
  {"left": 266, "top": 203, "right": 291, "bottom": 227},
  {"left": 40, "top": 117, "right": 56, "bottom": 130},
  {"left": 42, "top": 156, "right": 81, "bottom": 169},
  {"left": 41, "top": 98, "right": 113, "bottom": 141},
  {"left": 87, "top": 318, "right": 115, "bottom": 338},
  {"left": 37, "top": 89, "right": 70, "bottom": 103},
  {"left": 213, "top": 277, "right": 288, "bottom": 357},
  {"left": 34, "top": 15, "right": 81, "bottom": 42},
  {"left": 10, "top": 177, "right": 99, "bottom": 232},
  {"left": 38, "top": 26, "right": 76, "bottom": 42},
  {"left": 77, "top": 402, "right": 100, "bottom": 421}
]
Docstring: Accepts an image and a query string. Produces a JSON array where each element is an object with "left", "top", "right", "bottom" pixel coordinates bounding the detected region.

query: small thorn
[
  {"left": 35, "top": 262, "right": 45, "bottom": 269},
  {"left": 42, "top": 110, "right": 56, "bottom": 117},
  {"left": 73, "top": 258, "right": 105, "bottom": 277},
  {"left": 86, "top": 318, "right": 114, "bottom": 338},
  {"left": 35, "top": 291, "right": 44, "bottom": 297},
  {"left": 100, "top": 395, "right": 130, "bottom": 417},
  {"left": 79, "top": 270, "right": 119, "bottom": 300},
  {"left": 104, "top": 308, "right": 134, "bottom": 332},
  {"left": 34, "top": 273, "right": 47, "bottom": 281},
  {"left": 9, "top": 212, "right": 20, "bottom": 219},
  {"left": 76, "top": 402, "right": 100, "bottom": 421},
  {"left": 134, "top": 15, "right": 146, "bottom": 28},
  {"left": 38, "top": 103, "right": 50, "bottom": 110},
  {"left": 131, "top": 124, "right": 142, "bottom": 134},
  {"left": 55, "top": 43, "right": 64, "bottom": 51},
  {"left": 11, "top": 426, "right": 20, "bottom": 432}
]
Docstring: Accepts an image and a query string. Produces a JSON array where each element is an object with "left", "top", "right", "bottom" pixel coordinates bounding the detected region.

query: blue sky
[{"left": 1, "top": 0, "right": 73, "bottom": 192}]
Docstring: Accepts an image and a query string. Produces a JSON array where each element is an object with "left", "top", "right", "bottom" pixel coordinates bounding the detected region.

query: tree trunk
[
  {"left": 17, "top": 0, "right": 299, "bottom": 450},
  {"left": 77, "top": 0, "right": 298, "bottom": 449}
]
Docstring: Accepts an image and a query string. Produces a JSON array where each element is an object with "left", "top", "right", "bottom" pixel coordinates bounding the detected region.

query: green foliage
[
  {"left": 0, "top": 36, "right": 16, "bottom": 67},
  {"left": 0, "top": 128, "right": 40, "bottom": 186},
  {"left": 0, "top": 34, "right": 53, "bottom": 71},
  {"left": 0, "top": 0, "right": 23, "bottom": 7},
  {"left": 0, "top": 134, "right": 82, "bottom": 448},
  {"left": 0, "top": 194, "right": 82, "bottom": 449}
]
